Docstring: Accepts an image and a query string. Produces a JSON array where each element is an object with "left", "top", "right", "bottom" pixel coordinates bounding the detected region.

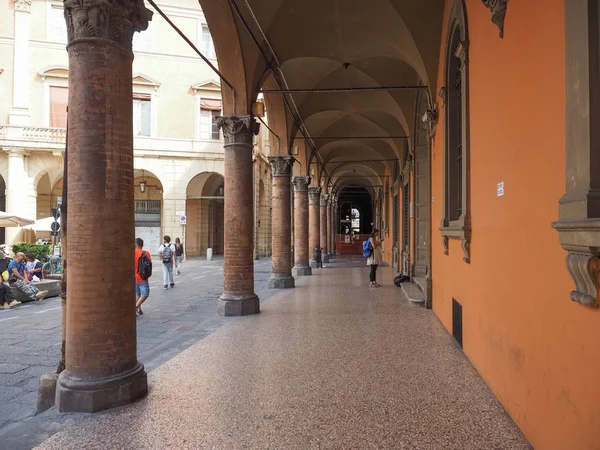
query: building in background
[{"left": 0, "top": 0, "right": 272, "bottom": 256}]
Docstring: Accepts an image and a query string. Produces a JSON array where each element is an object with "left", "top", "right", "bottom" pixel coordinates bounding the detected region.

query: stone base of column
[
  {"left": 323, "top": 254, "right": 330, "bottom": 263},
  {"left": 268, "top": 274, "right": 295, "bottom": 289},
  {"left": 218, "top": 293, "right": 260, "bottom": 316},
  {"left": 292, "top": 265, "right": 312, "bottom": 277},
  {"left": 310, "top": 259, "right": 320, "bottom": 269},
  {"left": 56, "top": 362, "right": 147, "bottom": 413}
]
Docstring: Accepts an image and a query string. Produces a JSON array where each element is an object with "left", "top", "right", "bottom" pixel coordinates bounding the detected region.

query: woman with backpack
[
  {"left": 367, "top": 228, "right": 383, "bottom": 288},
  {"left": 175, "top": 237, "right": 184, "bottom": 275}
]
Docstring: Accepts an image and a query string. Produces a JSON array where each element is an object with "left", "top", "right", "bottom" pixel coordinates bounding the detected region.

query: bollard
[{"left": 207, "top": 248, "right": 213, "bottom": 261}]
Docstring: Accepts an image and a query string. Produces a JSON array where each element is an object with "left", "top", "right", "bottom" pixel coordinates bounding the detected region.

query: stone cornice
[
  {"left": 64, "top": 0, "right": 153, "bottom": 51},
  {"left": 215, "top": 115, "right": 259, "bottom": 146}
]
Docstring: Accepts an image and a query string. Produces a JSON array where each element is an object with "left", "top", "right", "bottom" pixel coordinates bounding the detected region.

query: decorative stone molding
[
  {"left": 422, "top": 107, "right": 439, "bottom": 138},
  {"left": 308, "top": 187, "right": 321, "bottom": 201},
  {"left": 14, "top": 0, "right": 32, "bottom": 12},
  {"left": 215, "top": 115, "right": 260, "bottom": 146},
  {"left": 481, "top": 0, "right": 508, "bottom": 38},
  {"left": 438, "top": 86, "right": 447, "bottom": 105},
  {"left": 268, "top": 155, "right": 294, "bottom": 177},
  {"left": 291, "top": 176, "right": 311, "bottom": 192},
  {"left": 320, "top": 194, "right": 329, "bottom": 207},
  {"left": 63, "top": 0, "right": 153, "bottom": 51},
  {"left": 552, "top": 1, "right": 600, "bottom": 307}
]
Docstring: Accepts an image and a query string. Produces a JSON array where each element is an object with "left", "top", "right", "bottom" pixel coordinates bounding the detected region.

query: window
[
  {"left": 440, "top": 0, "right": 470, "bottom": 263},
  {"left": 199, "top": 98, "right": 222, "bottom": 140},
  {"left": 49, "top": 86, "right": 68, "bottom": 128},
  {"left": 47, "top": 5, "right": 67, "bottom": 43},
  {"left": 133, "top": 21, "right": 154, "bottom": 52},
  {"left": 201, "top": 25, "right": 216, "bottom": 60},
  {"left": 133, "top": 93, "right": 151, "bottom": 137}
]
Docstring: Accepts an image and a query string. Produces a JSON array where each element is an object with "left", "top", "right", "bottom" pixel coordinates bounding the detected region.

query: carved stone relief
[
  {"left": 63, "top": 0, "right": 153, "bottom": 50},
  {"left": 308, "top": 187, "right": 321, "bottom": 201},
  {"left": 14, "top": 0, "right": 32, "bottom": 13},
  {"left": 291, "top": 176, "right": 311, "bottom": 192},
  {"left": 481, "top": 0, "right": 509, "bottom": 38},
  {"left": 215, "top": 115, "right": 260, "bottom": 146},
  {"left": 268, "top": 155, "right": 294, "bottom": 177}
]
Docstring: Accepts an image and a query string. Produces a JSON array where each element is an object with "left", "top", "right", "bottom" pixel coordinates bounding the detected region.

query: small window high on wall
[
  {"left": 201, "top": 26, "right": 216, "bottom": 60},
  {"left": 49, "top": 86, "right": 68, "bottom": 128},
  {"left": 199, "top": 98, "right": 222, "bottom": 140},
  {"left": 133, "top": 93, "right": 151, "bottom": 137}
]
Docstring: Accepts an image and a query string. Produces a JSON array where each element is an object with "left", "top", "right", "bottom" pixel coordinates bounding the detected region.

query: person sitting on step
[{"left": 8, "top": 252, "right": 48, "bottom": 302}]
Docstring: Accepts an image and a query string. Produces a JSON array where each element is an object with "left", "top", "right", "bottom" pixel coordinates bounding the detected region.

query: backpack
[
  {"left": 362, "top": 239, "right": 373, "bottom": 258},
  {"left": 162, "top": 244, "right": 173, "bottom": 264},
  {"left": 138, "top": 251, "right": 152, "bottom": 280}
]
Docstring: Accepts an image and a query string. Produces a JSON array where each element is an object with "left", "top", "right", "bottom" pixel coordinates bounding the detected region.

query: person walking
[
  {"left": 135, "top": 238, "right": 152, "bottom": 316},
  {"left": 174, "top": 237, "right": 184, "bottom": 275},
  {"left": 367, "top": 229, "right": 384, "bottom": 288},
  {"left": 159, "top": 235, "right": 176, "bottom": 290}
]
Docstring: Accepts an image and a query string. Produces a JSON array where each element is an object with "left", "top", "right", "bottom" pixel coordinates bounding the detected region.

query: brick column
[
  {"left": 308, "top": 187, "right": 321, "bottom": 268},
  {"left": 216, "top": 115, "right": 260, "bottom": 315},
  {"left": 332, "top": 200, "right": 338, "bottom": 256},
  {"left": 320, "top": 193, "right": 330, "bottom": 263},
  {"left": 268, "top": 155, "right": 294, "bottom": 289},
  {"left": 292, "top": 176, "right": 311, "bottom": 276},
  {"left": 327, "top": 199, "right": 332, "bottom": 260},
  {"left": 56, "top": 0, "right": 152, "bottom": 413}
]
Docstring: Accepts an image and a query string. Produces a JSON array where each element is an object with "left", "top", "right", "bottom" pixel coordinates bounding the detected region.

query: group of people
[
  {"left": 2, "top": 252, "right": 48, "bottom": 309},
  {"left": 135, "top": 236, "right": 184, "bottom": 317}
]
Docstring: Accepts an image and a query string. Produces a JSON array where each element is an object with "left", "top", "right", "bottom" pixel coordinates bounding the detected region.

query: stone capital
[
  {"left": 215, "top": 115, "right": 260, "bottom": 146},
  {"left": 14, "top": 0, "right": 32, "bottom": 13},
  {"left": 308, "top": 187, "right": 321, "bottom": 201},
  {"left": 291, "top": 176, "right": 311, "bottom": 192},
  {"left": 268, "top": 155, "right": 294, "bottom": 177},
  {"left": 320, "top": 194, "right": 329, "bottom": 207},
  {"left": 64, "top": 0, "right": 153, "bottom": 51},
  {"left": 5, "top": 146, "right": 27, "bottom": 157}
]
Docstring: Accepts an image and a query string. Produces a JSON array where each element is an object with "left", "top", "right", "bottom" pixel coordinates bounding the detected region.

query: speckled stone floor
[{"left": 36, "top": 260, "right": 530, "bottom": 450}]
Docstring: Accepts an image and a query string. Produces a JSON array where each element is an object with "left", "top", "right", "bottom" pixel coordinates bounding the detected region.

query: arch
[
  {"left": 133, "top": 169, "right": 164, "bottom": 254},
  {"left": 186, "top": 172, "right": 225, "bottom": 257},
  {"left": 255, "top": 179, "right": 270, "bottom": 258}
]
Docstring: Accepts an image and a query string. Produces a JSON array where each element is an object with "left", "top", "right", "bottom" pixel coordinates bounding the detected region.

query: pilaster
[{"left": 9, "top": 0, "right": 32, "bottom": 125}]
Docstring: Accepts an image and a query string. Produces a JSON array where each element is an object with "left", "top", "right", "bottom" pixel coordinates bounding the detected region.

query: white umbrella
[
  {"left": 0, "top": 212, "right": 35, "bottom": 227},
  {"left": 24, "top": 216, "right": 60, "bottom": 232}
]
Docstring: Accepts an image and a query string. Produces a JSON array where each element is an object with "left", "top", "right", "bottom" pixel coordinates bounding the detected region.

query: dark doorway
[{"left": 338, "top": 187, "right": 373, "bottom": 235}]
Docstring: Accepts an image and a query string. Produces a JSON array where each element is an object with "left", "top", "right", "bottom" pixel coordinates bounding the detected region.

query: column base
[
  {"left": 268, "top": 274, "right": 295, "bottom": 289},
  {"left": 292, "top": 265, "right": 312, "bottom": 277},
  {"left": 310, "top": 259, "right": 322, "bottom": 269},
  {"left": 218, "top": 293, "right": 260, "bottom": 316},
  {"left": 56, "top": 362, "right": 147, "bottom": 413},
  {"left": 323, "top": 254, "right": 330, "bottom": 263}
]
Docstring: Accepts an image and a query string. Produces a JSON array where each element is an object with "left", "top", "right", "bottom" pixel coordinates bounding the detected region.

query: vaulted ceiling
[{"left": 200, "top": 0, "right": 446, "bottom": 193}]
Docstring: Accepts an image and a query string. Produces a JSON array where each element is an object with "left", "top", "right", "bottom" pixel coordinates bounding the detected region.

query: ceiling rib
[{"left": 261, "top": 86, "right": 428, "bottom": 94}]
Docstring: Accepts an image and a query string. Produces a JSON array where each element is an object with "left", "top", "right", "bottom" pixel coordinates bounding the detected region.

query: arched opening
[
  {"left": 255, "top": 178, "right": 270, "bottom": 258},
  {"left": 134, "top": 169, "right": 163, "bottom": 255},
  {"left": 186, "top": 172, "right": 224, "bottom": 257},
  {"left": 33, "top": 173, "right": 63, "bottom": 243}
]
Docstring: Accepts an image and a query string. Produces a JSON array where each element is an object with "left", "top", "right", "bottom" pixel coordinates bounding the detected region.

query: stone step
[
  {"left": 11, "top": 279, "right": 61, "bottom": 303},
  {"left": 400, "top": 281, "right": 425, "bottom": 304}
]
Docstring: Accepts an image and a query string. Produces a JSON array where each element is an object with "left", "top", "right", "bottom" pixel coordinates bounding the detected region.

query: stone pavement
[
  {"left": 32, "top": 258, "right": 529, "bottom": 450},
  {"left": 0, "top": 256, "right": 276, "bottom": 449}
]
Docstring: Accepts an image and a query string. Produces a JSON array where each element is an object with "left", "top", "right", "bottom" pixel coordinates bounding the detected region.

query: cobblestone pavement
[{"left": 0, "top": 256, "right": 276, "bottom": 448}]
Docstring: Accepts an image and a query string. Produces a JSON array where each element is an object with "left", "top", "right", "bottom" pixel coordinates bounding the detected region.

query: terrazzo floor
[{"left": 35, "top": 260, "right": 530, "bottom": 449}]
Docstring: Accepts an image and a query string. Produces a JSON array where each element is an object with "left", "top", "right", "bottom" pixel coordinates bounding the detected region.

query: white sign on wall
[
  {"left": 180, "top": 215, "right": 187, "bottom": 225},
  {"left": 176, "top": 211, "right": 186, "bottom": 216},
  {"left": 497, "top": 182, "right": 505, "bottom": 197}
]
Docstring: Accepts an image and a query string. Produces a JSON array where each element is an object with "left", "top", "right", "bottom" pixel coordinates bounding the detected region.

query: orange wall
[{"left": 431, "top": 1, "right": 600, "bottom": 448}]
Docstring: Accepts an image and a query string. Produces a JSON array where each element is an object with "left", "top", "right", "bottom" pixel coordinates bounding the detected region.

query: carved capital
[
  {"left": 268, "top": 155, "right": 294, "bottom": 177},
  {"left": 320, "top": 194, "right": 329, "bottom": 207},
  {"left": 482, "top": 0, "right": 509, "bottom": 38},
  {"left": 291, "top": 176, "right": 311, "bottom": 192},
  {"left": 565, "top": 253, "right": 600, "bottom": 307},
  {"left": 14, "top": 0, "right": 32, "bottom": 13},
  {"left": 308, "top": 187, "right": 321, "bottom": 201},
  {"left": 215, "top": 115, "right": 260, "bottom": 146},
  {"left": 64, "top": 0, "right": 153, "bottom": 50}
]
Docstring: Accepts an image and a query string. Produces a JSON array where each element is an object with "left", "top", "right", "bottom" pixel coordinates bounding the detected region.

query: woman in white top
[{"left": 367, "top": 229, "right": 383, "bottom": 287}]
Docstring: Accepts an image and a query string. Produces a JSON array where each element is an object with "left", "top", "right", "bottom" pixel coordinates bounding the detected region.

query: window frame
[
  {"left": 199, "top": 23, "right": 217, "bottom": 61},
  {"left": 192, "top": 81, "right": 222, "bottom": 141},
  {"left": 40, "top": 68, "right": 69, "bottom": 128},
  {"left": 132, "top": 19, "right": 155, "bottom": 53},
  {"left": 439, "top": 0, "right": 471, "bottom": 263},
  {"left": 131, "top": 74, "right": 160, "bottom": 138}
]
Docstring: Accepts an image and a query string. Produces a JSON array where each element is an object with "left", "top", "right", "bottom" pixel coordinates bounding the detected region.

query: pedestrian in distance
[
  {"left": 135, "top": 238, "right": 152, "bottom": 317},
  {"left": 175, "top": 237, "right": 184, "bottom": 275},
  {"left": 367, "top": 228, "right": 383, "bottom": 288},
  {"left": 158, "top": 235, "right": 176, "bottom": 290}
]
